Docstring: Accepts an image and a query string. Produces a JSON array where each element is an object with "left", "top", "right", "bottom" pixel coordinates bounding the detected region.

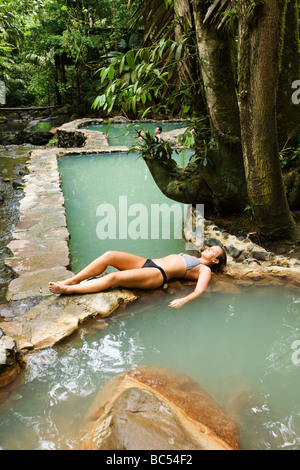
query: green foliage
[
  {"left": 128, "top": 130, "right": 178, "bottom": 169},
  {"left": 0, "top": 0, "right": 198, "bottom": 113},
  {"left": 0, "top": 0, "right": 141, "bottom": 107},
  {"left": 92, "top": 43, "right": 170, "bottom": 115},
  {"left": 177, "top": 115, "right": 216, "bottom": 168},
  {"left": 279, "top": 145, "right": 300, "bottom": 169},
  {"left": 0, "top": 39, "right": 14, "bottom": 56},
  {"left": 177, "top": 128, "right": 194, "bottom": 148},
  {"left": 92, "top": 31, "right": 200, "bottom": 117}
]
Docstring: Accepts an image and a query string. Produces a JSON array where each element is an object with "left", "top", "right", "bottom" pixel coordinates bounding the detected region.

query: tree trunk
[
  {"left": 238, "top": 0, "right": 296, "bottom": 239},
  {"left": 143, "top": 153, "right": 214, "bottom": 209},
  {"left": 142, "top": 0, "right": 248, "bottom": 215},
  {"left": 192, "top": 0, "right": 248, "bottom": 213},
  {"left": 276, "top": 0, "right": 300, "bottom": 149}
]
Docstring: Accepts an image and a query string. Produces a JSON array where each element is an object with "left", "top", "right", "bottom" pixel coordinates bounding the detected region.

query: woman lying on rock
[{"left": 48, "top": 246, "right": 227, "bottom": 309}]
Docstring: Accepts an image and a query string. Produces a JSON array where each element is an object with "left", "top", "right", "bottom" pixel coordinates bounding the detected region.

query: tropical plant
[{"left": 130, "top": 130, "right": 177, "bottom": 165}]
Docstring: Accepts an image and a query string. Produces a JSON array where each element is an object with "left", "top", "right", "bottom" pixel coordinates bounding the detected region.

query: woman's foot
[
  {"left": 54, "top": 277, "right": 79, "bottom": 287},
  {"left": 48, "top": 282, "right": 72, "bottom": 294}
]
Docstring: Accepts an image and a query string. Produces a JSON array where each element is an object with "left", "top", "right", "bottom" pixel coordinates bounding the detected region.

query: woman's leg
[
  {"left": 49, "top": 267, "right": 163, "bottom": 294},
  {"left": 57, "top": 251, "right": 147, "bottom": 286}
]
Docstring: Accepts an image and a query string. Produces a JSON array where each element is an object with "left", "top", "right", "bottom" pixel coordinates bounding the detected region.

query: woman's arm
[{"left": 169, "top": 266, "right": 212, "bottom": 309}]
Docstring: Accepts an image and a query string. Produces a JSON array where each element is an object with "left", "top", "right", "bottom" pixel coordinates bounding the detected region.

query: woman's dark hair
[{"left": 211, "top": 247, "right": 227, "bottom": 273}]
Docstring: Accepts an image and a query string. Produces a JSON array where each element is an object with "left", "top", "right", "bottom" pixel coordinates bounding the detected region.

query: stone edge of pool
[{"left": 1, "top": 117, "right": 300, "bottom": 354}]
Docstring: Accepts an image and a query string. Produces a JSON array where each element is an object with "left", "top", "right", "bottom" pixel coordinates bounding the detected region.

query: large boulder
[{"left": 80, "top": 366, "right": 241, "bottom": 450}]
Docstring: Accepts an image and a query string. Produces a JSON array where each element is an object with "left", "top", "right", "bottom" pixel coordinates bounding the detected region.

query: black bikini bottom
[{"left": 142, "top": 259, "right": 168, "bottom": 287}]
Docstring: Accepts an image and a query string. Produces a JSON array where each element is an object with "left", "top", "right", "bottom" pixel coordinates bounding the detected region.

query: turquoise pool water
[
  {"left": 0, "top": 140, "right": 299, "bottom": 450},
  {"left": 57, "top": 152, "right": 187, "bottom": 273},
  {"left": 0, "top": 285, "right": 299, "bottom": 449}
]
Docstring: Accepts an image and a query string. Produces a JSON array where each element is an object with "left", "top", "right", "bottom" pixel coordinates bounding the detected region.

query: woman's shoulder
[{"left": 199, "top": 264, "right": 212, "bottom": 275}]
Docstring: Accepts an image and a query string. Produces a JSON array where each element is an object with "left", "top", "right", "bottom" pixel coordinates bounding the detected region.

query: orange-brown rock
[{"left": 80, "top": 366, "right": 241, "bottom": 450}]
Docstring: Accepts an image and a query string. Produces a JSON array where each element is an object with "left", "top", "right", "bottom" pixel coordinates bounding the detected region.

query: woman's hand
[
  {"left": 169, "top": 266, "right": 212, "bottom": 309},
  {"left": 169, "top": 297, "right": 188, "bottom": 309}
]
